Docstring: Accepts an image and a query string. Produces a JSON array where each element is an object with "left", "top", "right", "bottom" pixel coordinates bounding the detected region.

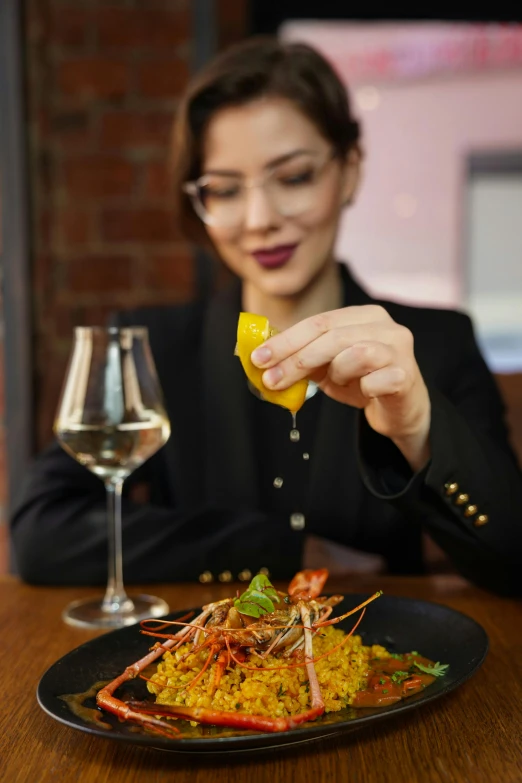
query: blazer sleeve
[
  {"left": 9, "top": 440, "right": 303, "bottom": 586},
  {"left": 358, "top": 313, "right": 522, "bottom": 596}
]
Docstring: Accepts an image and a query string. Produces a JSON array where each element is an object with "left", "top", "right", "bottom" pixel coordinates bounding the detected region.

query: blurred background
[{"left": 1, "top": 1, "right": 521, "bottom": 573}]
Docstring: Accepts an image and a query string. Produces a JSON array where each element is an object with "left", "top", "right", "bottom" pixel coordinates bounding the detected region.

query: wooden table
[{"left": 1, "top": 574, "right": 521, "bottom": 783}]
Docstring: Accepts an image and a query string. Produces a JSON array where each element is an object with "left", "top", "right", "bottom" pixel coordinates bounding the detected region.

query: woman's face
[{"left": 199, "top": 97, "right": 359, "bottom": 299}]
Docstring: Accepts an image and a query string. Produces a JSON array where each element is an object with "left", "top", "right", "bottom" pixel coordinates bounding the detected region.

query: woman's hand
[{"left": 251, "top": 305, "right": 431, "bottom": 472}]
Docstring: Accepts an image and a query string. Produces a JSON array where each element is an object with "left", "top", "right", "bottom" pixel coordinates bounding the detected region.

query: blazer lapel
[
  {"left": 201, "top": 278, "right": 259, "bottom": 508},
  {"left": 306, "top": 264, "right": 374, "bottom": 524}
]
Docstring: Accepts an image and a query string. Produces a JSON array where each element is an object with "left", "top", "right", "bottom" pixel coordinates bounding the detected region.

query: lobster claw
[{"left": 288, "top": 569, "right": 329, "bottom": 600}]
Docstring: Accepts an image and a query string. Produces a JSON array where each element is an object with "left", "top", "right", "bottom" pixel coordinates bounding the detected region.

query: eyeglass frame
[{"left": 182, "top": 149, "right": 339, "bottom": 227}]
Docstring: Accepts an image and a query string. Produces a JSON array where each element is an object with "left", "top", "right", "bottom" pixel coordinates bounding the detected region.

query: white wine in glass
[{"left": 54, "top": 326, "right": 171, "bottom": 629}]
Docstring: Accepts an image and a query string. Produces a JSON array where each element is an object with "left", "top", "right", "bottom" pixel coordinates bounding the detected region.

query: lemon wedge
[{"left": 235, "top": 312, "right": 308, "bottom": 413}]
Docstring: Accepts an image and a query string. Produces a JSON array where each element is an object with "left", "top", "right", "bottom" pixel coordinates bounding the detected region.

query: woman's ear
[{"left": 341, "top": 144, "right": 363, "bottom": 207}]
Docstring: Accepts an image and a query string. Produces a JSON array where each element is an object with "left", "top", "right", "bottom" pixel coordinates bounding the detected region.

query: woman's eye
[
  {"left": 280, "top": 170, "right": 314, "bottom": 186},
  {"left": 204, "top": 184, "right": 240, "bottom": 200}
]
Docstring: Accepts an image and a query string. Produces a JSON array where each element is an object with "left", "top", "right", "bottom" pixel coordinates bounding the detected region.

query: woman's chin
[{"left": 255, "top": 269, "right": 311, "bottom": 299}]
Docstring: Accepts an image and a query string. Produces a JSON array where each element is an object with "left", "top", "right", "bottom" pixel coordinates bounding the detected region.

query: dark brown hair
[{"left": 171, "top": 36, "right": 361, "bottom": 245}]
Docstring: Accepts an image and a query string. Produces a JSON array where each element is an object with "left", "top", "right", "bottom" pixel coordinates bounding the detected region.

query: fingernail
[
  {"left": 263, "top": 367, "right": 283, "bottom": 387},
  {"left": 251, "top": 345, "right": 272, "bottom": 366}
]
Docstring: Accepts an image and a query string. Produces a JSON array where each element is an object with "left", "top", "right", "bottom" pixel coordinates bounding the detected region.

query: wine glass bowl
[{"left": 54, "top": 326, "right": 171, "bottom": 629}]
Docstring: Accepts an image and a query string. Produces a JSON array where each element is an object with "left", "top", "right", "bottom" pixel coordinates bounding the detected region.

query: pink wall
[{"left": 282, "top": 23, "right": 522, "bottom": 308}]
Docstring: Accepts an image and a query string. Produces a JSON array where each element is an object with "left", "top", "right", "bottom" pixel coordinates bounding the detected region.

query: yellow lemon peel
[{"left": 235, "top": 312, "right": 308, "bottom": 413}]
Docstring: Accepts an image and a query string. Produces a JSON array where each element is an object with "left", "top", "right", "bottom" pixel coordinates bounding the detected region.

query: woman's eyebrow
[{"left": 203, "top": 149, "right": 315, "bottom": 177}]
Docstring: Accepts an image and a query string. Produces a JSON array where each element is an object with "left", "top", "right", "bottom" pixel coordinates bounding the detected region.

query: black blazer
[{"left": 10, "top": 266, "right": 522, "bottom": 594}]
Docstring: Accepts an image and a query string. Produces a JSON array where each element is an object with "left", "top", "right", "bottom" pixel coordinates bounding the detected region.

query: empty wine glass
[{"left": 54, "top": 326, "right": 171, "bottom": 629}]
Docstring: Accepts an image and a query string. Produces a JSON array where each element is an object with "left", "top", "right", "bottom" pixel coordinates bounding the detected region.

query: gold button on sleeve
[
  {"left": 455, "top": 493, "right": 469, "bottom": 506},
  {"left": 464, "top": 504, "right": 478, "bottom": 518},
  {"left": 218, "top": 570, "right": 233, "bottom": 583},
  {"left": 199, "top": 571, "right": 213, "bottom": 584},
  {"left": 238, "top": 569, "right": 252, "bottom": 582},
  {"left": 444, "top": 482, "right": 459, "bottom": 495},
  {"left": 474, "top": 514, "right": 489, "bottom": 527}
]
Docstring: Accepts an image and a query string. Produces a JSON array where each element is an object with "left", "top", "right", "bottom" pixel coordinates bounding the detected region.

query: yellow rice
[{"left": 146, "top": 628, "right": 391, "bottom": 718}]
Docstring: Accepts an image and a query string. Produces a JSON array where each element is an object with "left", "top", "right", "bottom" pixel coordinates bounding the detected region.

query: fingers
[
  {"left": 261, "top": 333, "right": 396, "bottom": 390},
  {"left": 323, "top": 341, "right": 395, "bottom": 387},
  {"left": 251, "top": 305, "right": 391, "bottom": 368},
  {"left": 359, "top": 365, "right": 409, "bottom": 399}
]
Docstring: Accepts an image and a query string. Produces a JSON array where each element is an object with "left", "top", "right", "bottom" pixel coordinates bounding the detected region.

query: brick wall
[{"left": 24, "top": 0, "right": 246, "bottom": 450}]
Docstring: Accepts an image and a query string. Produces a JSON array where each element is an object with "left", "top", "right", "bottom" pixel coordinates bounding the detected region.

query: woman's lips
[{"left": 251, "top": 244, "right": 298, "bottom": 269}]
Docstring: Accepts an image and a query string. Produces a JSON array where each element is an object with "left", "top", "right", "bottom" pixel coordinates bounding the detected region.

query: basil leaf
[
  {"left": 248, "top": 589, "right": 276, "bottom": 613},
  {"left": 249, "top": 574, "right": 271, "bottom": 592},
  {"left": 234, "top": 600, "right": 263, "bottom": 618},
  {"left": 233, "top": 573, "right": 280, "bottom": 617}
]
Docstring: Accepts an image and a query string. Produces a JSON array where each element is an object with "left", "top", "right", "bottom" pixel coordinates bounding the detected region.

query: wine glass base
[{"left": 62, "top": 594, "right": 170, "bottom": 630}]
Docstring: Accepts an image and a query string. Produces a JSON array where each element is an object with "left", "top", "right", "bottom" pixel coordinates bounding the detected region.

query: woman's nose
[{"left": 242, "top": 184, "right": 279, "bottom": 232}]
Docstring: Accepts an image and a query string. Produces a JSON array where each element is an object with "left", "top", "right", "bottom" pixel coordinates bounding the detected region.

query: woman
[{"left": 11, "top": 38, "right": 522, "bottom": 594}]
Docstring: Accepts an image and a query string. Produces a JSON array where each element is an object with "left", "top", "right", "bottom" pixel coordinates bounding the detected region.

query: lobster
[{"left": 96, "top": 569, "right": 381, "bottom": 738}]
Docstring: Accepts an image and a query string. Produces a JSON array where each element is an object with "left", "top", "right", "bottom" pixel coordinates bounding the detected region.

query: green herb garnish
[
  {"left": 379, "top": 678, "right": 386, "bottom": 685},
  {"left": 413, "top": 660, "right": 449, "bottom": 677},
  {"left": 391, "top": 670, "right": 409, "bottom": 684},
  {"left": 382, "top": 689, "right": 389, "bottom": 694},
  {"left": 234, "top": 574, "right": 280, "bottom": 618},
  {"left": 236, "top": 703, "right": 241, "bottom": 710},
  {"left": 389, "top": 653, "right": 403, "bottom": 660},
  {"left": 277, "top": 684, "right": 284, "bottom": 698}
]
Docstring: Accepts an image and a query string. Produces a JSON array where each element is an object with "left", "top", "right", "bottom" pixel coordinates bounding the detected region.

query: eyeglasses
[{"left": 183, "top": 151, "right": 337, "bottom": 229}]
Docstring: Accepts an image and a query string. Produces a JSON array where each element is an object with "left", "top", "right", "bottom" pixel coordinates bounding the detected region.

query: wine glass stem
[{"left": 102, "top": 478, "right": 134, "bottom": 614}]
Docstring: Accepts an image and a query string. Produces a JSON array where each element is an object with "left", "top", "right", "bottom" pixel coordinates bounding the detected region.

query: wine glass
[{"left": 54, "top": 326, "right": 171, "bottom": 629}]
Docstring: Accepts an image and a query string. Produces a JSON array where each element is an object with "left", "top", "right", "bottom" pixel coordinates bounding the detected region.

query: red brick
[
  {"left": 54, "top": 305, "right": 76, "bottom": 339},
  {"left": 136, "top": 58, "right": 189, "bottom": 99},
  {"left": 51, "top": 110, "right": 94, "bottom": 150},
  {"left": 97, "top": 7, "right": 190, "bottom": 50},
  {"left": 57, "top": 58, "right": 128, "bottom": 99},
  {"left": 217, "top": 0, "right": 248, "bottom": 49},
  {"left": 100, "top": 111, "right": 173, "bottom": 149},
  {"left": 66, "top": 255, "right": 133, "bottom": 293},
  {"left": 143, "top": 160, "right": 171, "bottom": 199},
  {"left": 50, "top": 7, "right": 92, "bottom": 48},
  {"left": 57, "top": 209, "right": 91, "bottom": 246},
  {"left": 32, "top": 253, "right": 54, "bottom": 301},
  {"left": 63, "top": 156, "right": 134, "bottom": 198},
  {"left": 142, "top": 251, "right": 194, "bottom": 294},
  {"left": 70, "top": 304, "right": 118, "bottom": 330},
  {"left": 101, "top": 209, "right": 179, "bottom": 242}
]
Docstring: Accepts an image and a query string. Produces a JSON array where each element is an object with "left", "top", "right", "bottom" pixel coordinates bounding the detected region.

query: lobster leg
[
  {"left": 313, "top": 591, "right": 383, "bottom": 628},
  {"left": 295, "top": 601, "right": 325, "bottom": 722},
  {"left": 96, "top": 606, "right": 214, "bottom": 738}
]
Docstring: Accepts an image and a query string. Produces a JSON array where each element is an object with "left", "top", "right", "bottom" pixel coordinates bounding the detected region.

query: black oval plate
[{"left": 37, "top": 594, "right": 488, "bottom": 753}]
